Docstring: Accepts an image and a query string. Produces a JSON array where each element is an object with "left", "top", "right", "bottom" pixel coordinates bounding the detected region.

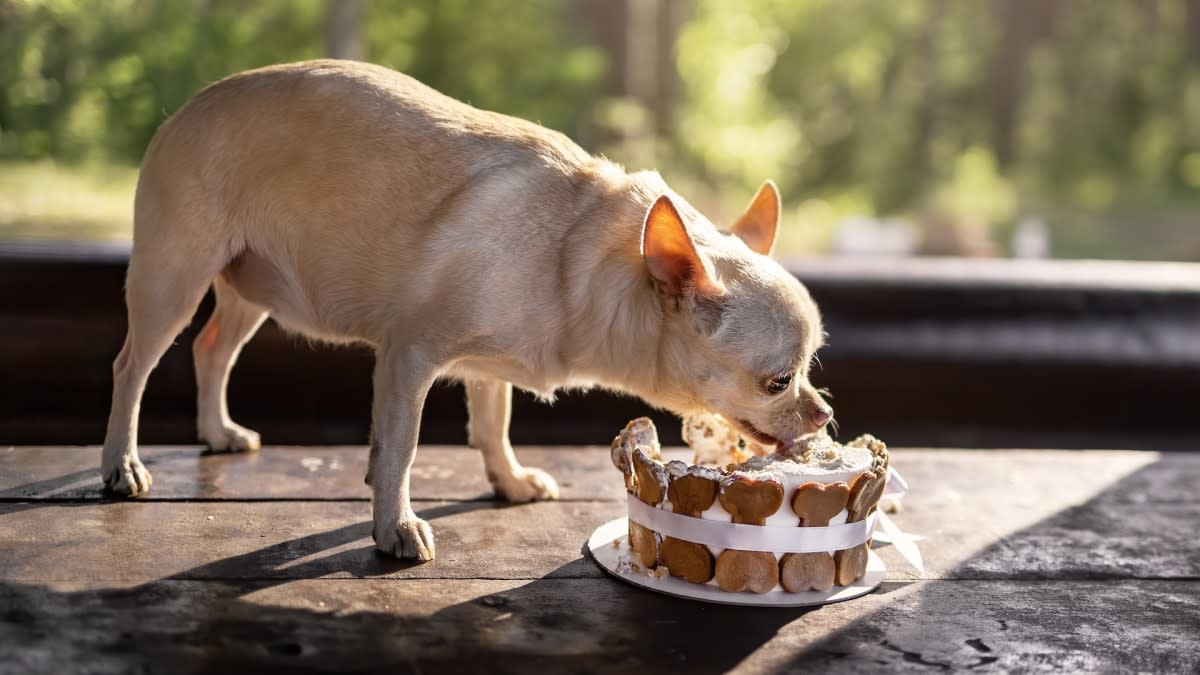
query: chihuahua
[{"left": 101, "top": 60, "right": 832, "bottom": 559}]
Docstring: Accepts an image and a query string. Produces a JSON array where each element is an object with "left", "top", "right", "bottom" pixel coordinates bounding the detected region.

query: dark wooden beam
[{"left": 2, "top": 242, "right": 1198, "bottom": 448}]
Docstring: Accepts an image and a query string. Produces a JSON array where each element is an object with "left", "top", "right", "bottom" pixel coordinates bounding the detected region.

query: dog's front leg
[
  {"left": 466, "top": 378, "right": 559, "bottom": 502},
  {"left": 369, "top": 343, "right": 439, "bottom": 560}
]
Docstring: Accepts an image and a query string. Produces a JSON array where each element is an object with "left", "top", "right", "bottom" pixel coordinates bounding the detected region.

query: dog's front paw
[
  {"left": 102, "top": 456, "right": 153, "bottom": 496},
  {"left": 492, "top": 467, "right": 559, "bottom": 503},
  {"left": 375, "top": 517, "right": 436, "bottom": 561},
  {"left": 201, "top": 423, "right": 261, "bottom": 453}
]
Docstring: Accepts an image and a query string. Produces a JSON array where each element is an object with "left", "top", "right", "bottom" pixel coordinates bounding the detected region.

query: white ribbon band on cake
[
  {"left": 627, "top": 494, "right": 879, "bottom": 552},
  {"left": 626, "top": 465, "right": 924, "bottom": 573}
]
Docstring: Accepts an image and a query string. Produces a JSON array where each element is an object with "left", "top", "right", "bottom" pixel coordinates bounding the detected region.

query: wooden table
[{"left": 1, "top": 445, "right": 1197, "bottom": 673}]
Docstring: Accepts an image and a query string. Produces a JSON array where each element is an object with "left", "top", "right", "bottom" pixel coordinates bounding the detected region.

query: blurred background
[
  {"left": 3, "top": 0, "right": 1200, "bottom": 261},
  {"left": 2, "top": 0, "right": 1199, "bottom": 451}
]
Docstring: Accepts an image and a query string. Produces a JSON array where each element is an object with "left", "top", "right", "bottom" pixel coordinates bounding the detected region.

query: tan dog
[{"left": 101, "top": 60, "right": 832, "bottom": 560}]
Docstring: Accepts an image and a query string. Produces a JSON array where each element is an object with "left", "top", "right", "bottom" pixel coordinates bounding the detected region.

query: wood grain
[
  {"left": 2, "top": 445, "right": 1197, "bottom": 673},
  {"left": 0, "top": 578, "right": 1194, "bottom": 674}
]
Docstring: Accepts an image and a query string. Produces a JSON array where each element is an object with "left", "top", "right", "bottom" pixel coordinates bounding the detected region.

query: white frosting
[{"left": 732, "top": 446, "right": 873, "bottom": 490}]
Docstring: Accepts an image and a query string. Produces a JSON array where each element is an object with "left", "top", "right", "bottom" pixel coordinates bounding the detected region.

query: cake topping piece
[
  {"left": 632, "top": 449, "right": 668, "bottom": 506},
  {"left": 780, "top": 552, "right": 836, "bottom": 592},
  {"left": 715, "top": 549, "right": 779, "bottom": 593},
  {"left": 659, "top": 537, "right": 715, "bottom": 584},
  {"left": 610, "top": 417, "right": 661, "bottom": 493},
  {"left": 683, "top": 412, "right": 770, "bottom": 467},
  {"left": 667, "top": 473, "right": 719, "bottom": 517},
  {"left": 848, "top": 434, "right": 889, "bottom": 471},
  {"left": 718, "top": 475, "right": 785, "bottom": 525},
  {"left": 628, "top": 521, "right": 660, "bottom": 569},
  {"left": 791, "top": 481, "right": 851, "bottom": 526},
  {"left": 846, "top": 467, "right": 886, "bottom": 522},
  {"left": 664, "top": 460, "right": 689, "bottom": 478},
  {"left": 834, "top": 543, "right": 870, "bottom": 585}
]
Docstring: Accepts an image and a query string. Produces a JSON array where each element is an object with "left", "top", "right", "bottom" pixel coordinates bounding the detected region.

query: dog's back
[{"left": 134, "top": 59, "right": 623, "bottom": 345}]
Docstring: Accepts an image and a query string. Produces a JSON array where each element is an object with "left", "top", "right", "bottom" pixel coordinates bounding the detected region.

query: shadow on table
[
  {"left": 0, "top": 449, "right": 201, "bottom": 502},
  {"left": 0, "top": 500, "right": 810, "bottom": 673},
  {"left": 1, "top": 456, "right": 1197, "bottom": 673},
  {"left": 771, "top": 455, "right": 1200, "bottom": 672}
]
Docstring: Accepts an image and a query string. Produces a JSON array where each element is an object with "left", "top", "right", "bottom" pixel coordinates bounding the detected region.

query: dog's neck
[{"left": 559, "top": 168, "right": 695, "bottom": 411}]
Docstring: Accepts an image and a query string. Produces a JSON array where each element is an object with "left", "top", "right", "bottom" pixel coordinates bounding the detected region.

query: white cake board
[{"left": 586, "top": 517, "right": 885, "bottom": 607}]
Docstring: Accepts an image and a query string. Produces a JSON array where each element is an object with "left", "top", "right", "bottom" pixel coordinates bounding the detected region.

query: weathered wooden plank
[
  {"left": 0, "top": 578, "right": 1195, "bottom": 674},
  {"left": 1, "top": 484, "right": 1196, "bottom": 585},
  {"left": 874, "top": 450, "right": 1200, "bottom": 580},
  {"left": 0, "top": 445, "right": 626, "bottom": 501},
  {"left": 0, "top": 501, "right": 617, "bottom": 585},
  {"left": 5, "top": 446, "right": 1192, "bottom": 506},
  {"left": 888, "top": 449, "right": 1200, "bottom": 505}
]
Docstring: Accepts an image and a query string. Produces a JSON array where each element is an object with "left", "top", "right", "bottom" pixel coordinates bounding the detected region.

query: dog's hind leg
[
  {"left": 193, "top": 275, "right": 267, "bottom": 453},
  {"left": 466, "top": 378, "right": 559, "bottom": 502},
  {"left": 101, "top": 242, "right": 224, "bottom": 496}
]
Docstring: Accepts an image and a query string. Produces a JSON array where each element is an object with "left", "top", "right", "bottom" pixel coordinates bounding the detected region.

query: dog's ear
[
  {"left": 731, "top": 180, "right": 780, "bottom": 256},
  {"left": 642, "top": 195, "right": 724, "bottom": 299}
]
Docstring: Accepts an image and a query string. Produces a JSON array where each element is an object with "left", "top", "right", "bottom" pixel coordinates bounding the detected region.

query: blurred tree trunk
[
  {"left": 568, "top": 0, "right": 687, "bottom": 160},
  {"left": 916, "top": 0, "right": 946, "bottom": 181},
  {"left": 326, "top": 0, "right": 363, "bottom": 61},
  {"left": 1185, "top": 0, "right": 1200, "bottom": 66},
  {"left": 990, "top": 0, "right": 1059, "bottom": 169},
  {"left": 654, "top": 0, "right": 688, "bottom": 136}
]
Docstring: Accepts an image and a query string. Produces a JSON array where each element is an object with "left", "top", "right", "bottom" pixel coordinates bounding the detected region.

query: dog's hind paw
[
  {"left": 201, "top": 423, "right": 261, "bottom": 454},
  {"left": 375, "top": 517, "right": 436, "bottom": 561},
  {"left": 102, "top": 456, "right": 153, "bottom": 496},
  {"left": 493, "top": 467, "right": 560, "bottom": 503}
]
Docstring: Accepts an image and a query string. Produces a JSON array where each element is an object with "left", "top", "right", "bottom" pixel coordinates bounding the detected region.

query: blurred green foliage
[
  {"left": 0, "top": 0, "right": 604, "bottom": 163},
  {"left": 1, "top": 0, "right": 1198, "bottom": 259},
  {"left": 675, "top": 0, "right": 1200, "bottom": 259}
]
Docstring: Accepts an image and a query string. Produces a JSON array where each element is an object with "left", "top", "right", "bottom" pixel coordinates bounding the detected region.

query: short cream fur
[{"left": 101, "top": 60, "right": 832, "bottom": 560}]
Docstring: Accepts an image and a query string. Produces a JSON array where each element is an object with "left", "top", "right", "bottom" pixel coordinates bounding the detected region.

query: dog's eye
[{"left": 765, "top": 372, "right": 793, "bottom": 395}]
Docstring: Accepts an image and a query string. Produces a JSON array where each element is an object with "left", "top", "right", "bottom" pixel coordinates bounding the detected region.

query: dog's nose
[{"left": 810, "top": 405, "right": 833, "bottom": 429}]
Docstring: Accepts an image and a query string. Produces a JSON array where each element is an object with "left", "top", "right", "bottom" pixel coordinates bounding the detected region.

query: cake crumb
[{"left": 653, "top": 565, "right": 670, "bottom": 579}]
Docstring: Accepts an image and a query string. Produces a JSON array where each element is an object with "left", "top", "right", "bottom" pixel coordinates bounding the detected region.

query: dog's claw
[
  {"left": 375, "top": 517, "right": 436, "bottom": 561},
  {"left": 102, "top": 457, "right": 153, "bottom": 496},
  {"left": 493, "top": 467, "right": 559, "bottom": 503},
  {"left": 201, "top": 423, "right": 261, "bottom": 453}
]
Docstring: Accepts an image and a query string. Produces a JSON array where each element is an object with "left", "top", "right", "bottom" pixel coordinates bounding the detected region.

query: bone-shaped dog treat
[
  {"left": 668, "top": 472, "right": 719, "bottom": 517},
  {"left": 628, "top": 521, "right": 659, "bottom": 569},
  {"left": 611, "top": 417, "right": 661, "bottom": 493},
  {"left": 834, "top": 542, "right": 869, "bottom": 585},
  {"left": 655, "top": 469, "right": 720, "bottom": 583},
  {"left": 791, "top": 481, "right": 851, "bottom": 526},
  {"left": 779, "top": 552, "right": 836, "bottom": 592},
  {"left": 846, "top": 468, "right": 886, "bottom": 522},
  {"left": 611, "top": 447, "right": 636, "bottom": 494},
  {"left": 660, "top": 537, "right": 714, "bottom": 583},
  {"left": 715, "top": 549, "right": 779, "bottom": 593},
  {"left": 632, "top": 449, "right": 668, "bottom": 506},
  {"left": 718, "top": 476, "right": 784, "bottom": 526},
  {"left": 710, "top": 476, "right": 784, "bottom": 592}
]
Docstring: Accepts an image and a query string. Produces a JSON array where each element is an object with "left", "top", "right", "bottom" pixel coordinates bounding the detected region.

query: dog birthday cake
[{"left": 610, "top": 414, "right": 890, "bottom": 594}]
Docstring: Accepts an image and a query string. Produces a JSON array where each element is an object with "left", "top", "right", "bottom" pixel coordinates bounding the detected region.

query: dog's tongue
[{"left": 775, "top": 438, "right": 797, "bottom": 452}]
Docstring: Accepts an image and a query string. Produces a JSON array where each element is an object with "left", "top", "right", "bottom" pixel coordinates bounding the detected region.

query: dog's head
[{"left": 642, "top": 181, "right": 832, "bottom": 449}]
